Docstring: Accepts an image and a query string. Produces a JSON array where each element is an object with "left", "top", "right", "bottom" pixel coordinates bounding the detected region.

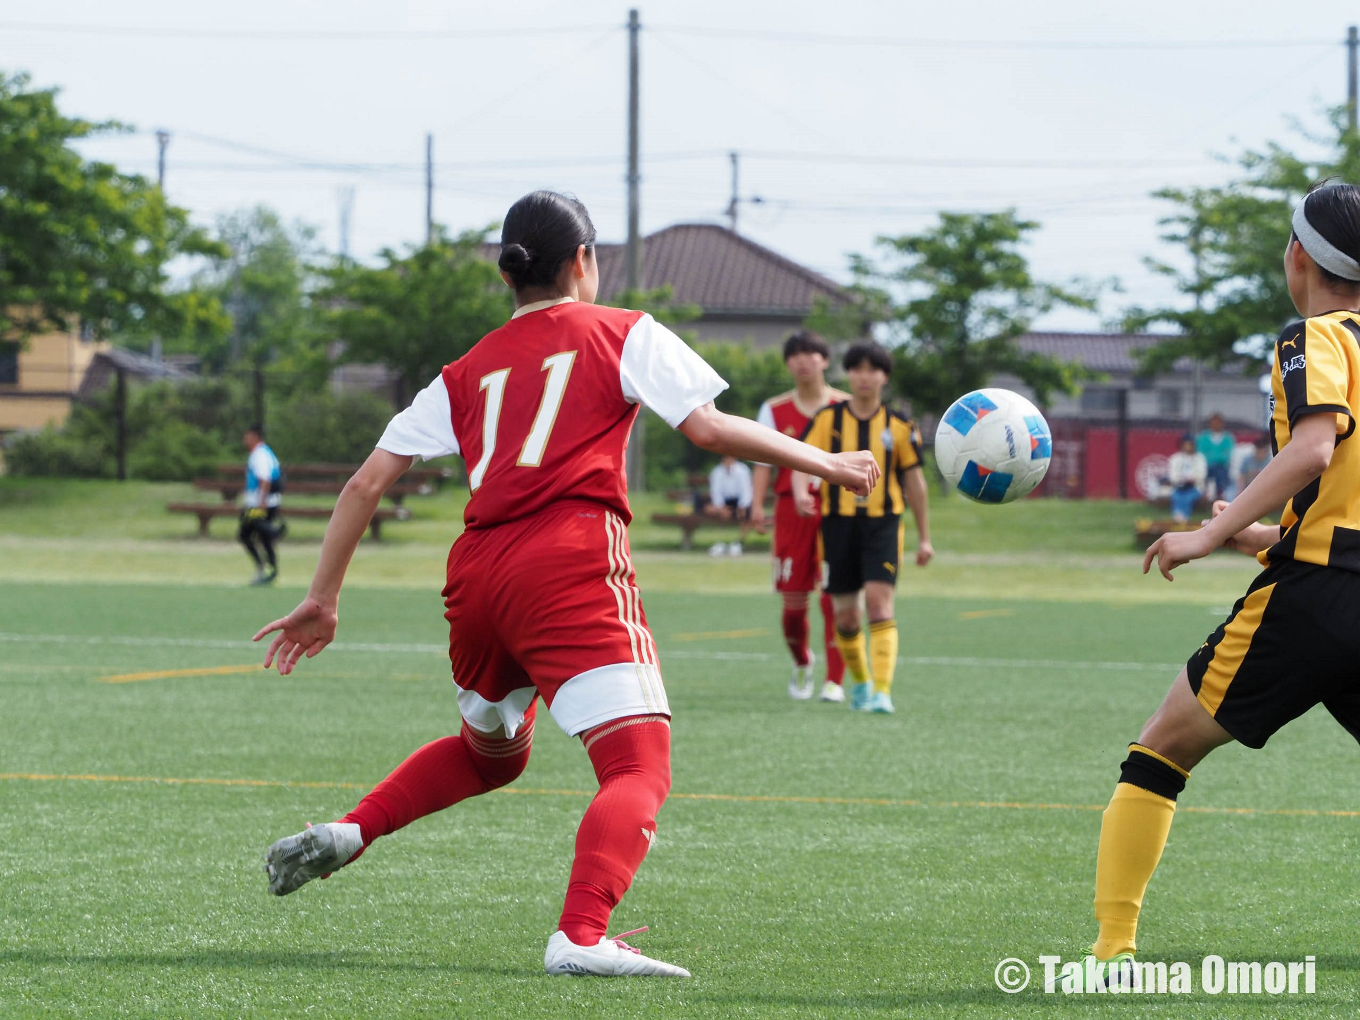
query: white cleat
[
  {"left": 545, "top": 928, "right": 691, "bottom": 977},
  {"left": 788, "top": 650, "right": 816, "bottom": 700},
  {"left": 263, "top": 821, "right": 363, "bottom": 896},
  {"left": 819, "top": 680, "right": 845, "bottom": 703}
]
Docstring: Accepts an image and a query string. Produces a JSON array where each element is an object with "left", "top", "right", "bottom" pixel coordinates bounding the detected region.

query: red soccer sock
[
  {"left": 820, "top": 593, "right": 845, "bottom": 684},
  {"left": 781, "top": 606, "right": 811, "bottom": 668},
  {"left": 558, "top": 715, "right": 672, "bottom": 946},
  {"left": 339, "top": 703, "right": 536, "bottom": 861}
]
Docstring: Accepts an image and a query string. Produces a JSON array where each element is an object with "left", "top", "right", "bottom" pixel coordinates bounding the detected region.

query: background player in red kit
[
  {"left": 751, "top": 332, "right": 850, "bottom": 701},
  {"left": 252, "top": 191, "right": 879, "bottom": 978}
]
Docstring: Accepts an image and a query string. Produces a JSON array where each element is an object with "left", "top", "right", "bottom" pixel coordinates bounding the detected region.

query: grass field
[{"left": 3, "top": 481, "right": 1356, "bottom": 1018}]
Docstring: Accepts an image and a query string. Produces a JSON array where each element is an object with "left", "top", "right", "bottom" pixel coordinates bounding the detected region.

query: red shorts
[
  {"left": 772, "top": 495, "right": 824, "bottom": 593},
  {"left": 442, "top": 500, "right": 669, "bottom": 738}
]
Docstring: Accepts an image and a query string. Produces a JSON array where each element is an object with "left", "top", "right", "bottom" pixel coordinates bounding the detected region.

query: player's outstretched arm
[
  {"left": 678, "top": 403, "right": 879, "bottom": 496},
  {"left": 1143, "top": 413, "right": 1336, "bottom": 581},
  {"left": 254, "top": 449, "right": 414, "bottom": 674}
]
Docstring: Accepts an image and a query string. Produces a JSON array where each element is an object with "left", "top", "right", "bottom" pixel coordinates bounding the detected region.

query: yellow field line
[
  {"left": 669, "top": 628, "right": 769, "bottom": 642},
  {"left": 958, "top": 609, "right": 1015, "bottom": 620},
  {"left": 1, "top": 771, "right": 1356, "bottom": 819},
  {"left": 98, "top": 664, "right": 263, "bottom": 684}
]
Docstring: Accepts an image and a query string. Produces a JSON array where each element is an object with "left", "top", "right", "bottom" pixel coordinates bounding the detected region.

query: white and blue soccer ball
[{"left": 934, "top": 388, "right": 1052, "bottom": 504}]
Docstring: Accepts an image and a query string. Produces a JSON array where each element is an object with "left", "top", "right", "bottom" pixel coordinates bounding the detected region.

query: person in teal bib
[
  {"left": 1196, "top": 413, "right": 1235, "bottom": 500},
  {"left": 240, "top": 424, "right": 284, "bottom": 585}
]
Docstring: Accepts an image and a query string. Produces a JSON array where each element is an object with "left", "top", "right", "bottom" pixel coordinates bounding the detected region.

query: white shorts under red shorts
[
  {"left": 772, "top": 495, "right": 823, "bottom": 593},
  {"left": 441, "top": 500, "right": 669, "bottom": 739}
]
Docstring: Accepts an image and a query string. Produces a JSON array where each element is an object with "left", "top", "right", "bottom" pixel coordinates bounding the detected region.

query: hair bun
[{"left": 498, "top": 243, "right": 534, "bottom": 272}]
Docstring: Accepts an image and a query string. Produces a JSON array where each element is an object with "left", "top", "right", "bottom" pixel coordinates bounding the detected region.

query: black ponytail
[
  {"left": 1297, "top": 179, "right": 1360, "bottom": 290},
  {"left": 498, "top": 190, "right": 597, "bottom": 291}
]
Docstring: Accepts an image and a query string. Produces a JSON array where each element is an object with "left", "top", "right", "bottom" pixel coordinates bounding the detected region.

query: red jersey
[
  {"left": 756, "top": 389, "right": 848, "bottom": 496},
  {"left": 376, "top": 298, "right": 727, "bottom": 530}
]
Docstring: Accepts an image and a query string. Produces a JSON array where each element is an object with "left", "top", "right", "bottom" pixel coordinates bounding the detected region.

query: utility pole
[
  {"left": 625, "top": 7, "right": 644, "bottom": 489},
  {"left": 1349, "top": 26, "right": 1358, "bottom": 132},
  {"left": 338, "top": 186, "right": 355, "bottom": 261},
  {"left": 1190, "top": 228, "right": 1204, "bottom": 433},
  {"left": 425, "top": 133, "right": 434, "bottom": 245},
  {"left": 155, "top": 130, "right": 170, "bottom": 189},
  {"left": 727, "top": 151, "right": 739, "bottom": 232}
]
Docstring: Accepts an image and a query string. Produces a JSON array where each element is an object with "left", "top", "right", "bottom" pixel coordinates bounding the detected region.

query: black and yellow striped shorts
[{"left": 1187, "top": 559, "right": 1360, "bottom": 748}]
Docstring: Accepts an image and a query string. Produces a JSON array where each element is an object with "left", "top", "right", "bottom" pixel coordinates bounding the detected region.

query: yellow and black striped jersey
[
  {"left": 800, "top": 400, "right": 923, "bottom": 517},
  {"left": 1264, "top": 309, "right": 1360, "bottom": 570}
]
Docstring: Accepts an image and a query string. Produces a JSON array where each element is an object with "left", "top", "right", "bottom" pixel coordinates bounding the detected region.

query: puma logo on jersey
[
  {"left": 1280, "top": 337, "right": 1298, "bottom": 349},
  {"left": 883, "top": 562, "right": 897, "bottom": 575}
]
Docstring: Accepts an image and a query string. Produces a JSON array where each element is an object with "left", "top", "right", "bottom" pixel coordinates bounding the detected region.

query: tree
[
  {"left": 0, "top": 72, "right": 224, "bottom": 344},
  {"left": 185, "top": 207, "right": 326, "bottom": 387},
  {"left": 322, "top": 228, "right": 512, "bottom": 404},
  {"left": 1125, "top": 107, "right": 1360, "bottom": 372},
  {"left": 812, "top": 211, "right": 1097, "bottom": 416}
]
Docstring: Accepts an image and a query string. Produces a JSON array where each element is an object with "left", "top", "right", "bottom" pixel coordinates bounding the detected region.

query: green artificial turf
[{"left": 1, "top": 490, "right": 1354, "bottom": 1018}]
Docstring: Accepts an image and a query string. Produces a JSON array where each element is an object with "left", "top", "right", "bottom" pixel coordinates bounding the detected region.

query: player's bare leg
[
  {"left": 1091, "top": 670, "right": 1233, "bottom": 958},
  {"left": 264, "top": 706, "right": 536, "bottom": 895},
  {"left": 546, "top": 713, "right": 690, "bottom": 977}
]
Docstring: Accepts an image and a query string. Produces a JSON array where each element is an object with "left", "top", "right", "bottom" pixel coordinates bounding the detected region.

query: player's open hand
[
  {"left": 826, "top": 450, "right": 880, "bottom": 496},
  {"left": 1142, "top": 528, "right": 1216, "bottom": 581},
  {"left": 254, "top": 597, "right": 338, "bottom": 675}
]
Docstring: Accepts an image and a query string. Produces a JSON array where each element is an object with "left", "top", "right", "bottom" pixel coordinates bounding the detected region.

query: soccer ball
[{"left": 934, "top": 388, "right": 1052, "bottom": 504}]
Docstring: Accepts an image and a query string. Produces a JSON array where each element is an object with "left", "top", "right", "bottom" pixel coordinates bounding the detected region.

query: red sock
[
  {"left": 781, "top": 606, "right": 811, "bottom": 667},
  {"left": 340, "top": 703, "right": 536, "bottom": 861},
  {"left": 558, "top": 715, "right": 671, "bottom": 946},
  {"left": 820, "top": 593, "right": 845, "bottom": 684}
]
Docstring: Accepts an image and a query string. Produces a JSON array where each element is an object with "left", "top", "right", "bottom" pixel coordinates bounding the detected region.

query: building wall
[
  {"left": 0, "top": 327, "right": 106, "bottom": 433},
  {"left": 991, "top": 370, "right": 1268, "bottom": 429}
]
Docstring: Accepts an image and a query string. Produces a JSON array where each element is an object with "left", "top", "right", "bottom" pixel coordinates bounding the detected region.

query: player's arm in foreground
[
  {"left": 677, "top": 402, "right": 879, "bottom": 497},
  {"left": 254, "top": 449, "right": 414, "bottom": 673},
  {"left": 1143, "top": 411, "right": 1337, "bottom": 580},
  {"left": 902, "top": 464, "right": 933, "bottom": 567}
]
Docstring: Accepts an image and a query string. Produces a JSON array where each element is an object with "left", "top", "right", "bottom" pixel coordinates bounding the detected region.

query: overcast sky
[{"left": 10, "top": 0, "right": 1358, "bottom": 330}]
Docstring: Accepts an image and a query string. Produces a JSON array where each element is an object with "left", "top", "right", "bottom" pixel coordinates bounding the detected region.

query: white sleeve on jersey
[
  {"left": 753, "top": 400, "right": 778, "bottom": 467},
  {"left": 619, "top": 314, "right": 728, "bottom": 427},
  {"left": 375, "top": 374, "right": 460, "bottom": 460},
  {"left": 756, "top": 400, "right": 776, "bottom": 431}
]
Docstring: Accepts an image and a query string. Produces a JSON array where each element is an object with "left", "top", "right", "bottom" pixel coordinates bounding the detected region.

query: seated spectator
[
  {"left": 1236, "top": 435, "right": 1272, "bottom": 493},
  {"left": 1167, "top": 434, "right": 1207, "bottom": 523},
  {"left": 706, "top": 455, "right": 757, "bottom": 556},
  {"left": 1196, "top": 413, "right": 1234, "bottom": 501}
]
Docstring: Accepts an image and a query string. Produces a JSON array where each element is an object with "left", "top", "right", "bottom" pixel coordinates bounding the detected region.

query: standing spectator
[
  {"left": 240, "top": 424, "right": 284, "bottom": 585},
  {"left": 1236, "top": 435, "right": 1273, "bottom": 493},
  {"left": 1196, "top": 413, "right": 1234, "bottom": 500},
  {"left": 706, "top": 454, "right": 755, "bottom": 556},
  {"left": 1167, "top": 434, "right": 1206, "bottom": 523}
]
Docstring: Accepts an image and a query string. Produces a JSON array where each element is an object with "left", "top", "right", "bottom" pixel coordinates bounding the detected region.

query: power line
[
  {"left": 0, "top": 19, "right": 618, "bottom": 41},
  {"left": 652, "top": 25, "right": 1337, "bottom": 51}
]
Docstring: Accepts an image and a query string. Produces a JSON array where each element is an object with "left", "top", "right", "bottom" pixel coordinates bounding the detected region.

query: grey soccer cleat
[{"left": 263, "top": 821, "right": 363, "bottom": 895}]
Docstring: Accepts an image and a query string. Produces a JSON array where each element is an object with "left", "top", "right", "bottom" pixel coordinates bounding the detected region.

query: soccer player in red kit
[
  {"left": 253, "top": 191, "right": 879, "bottom": 978},
  {"left": 750, "top": 332, "right": 850, "bottom": 701}
]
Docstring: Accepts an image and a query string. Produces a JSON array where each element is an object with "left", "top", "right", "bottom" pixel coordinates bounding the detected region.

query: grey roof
[
  {"left": 1015, "top": 331, "right": 1249, "bottom": 377},
  {"left": 78, "top": 348, "right": 191, "bottom": 401}
]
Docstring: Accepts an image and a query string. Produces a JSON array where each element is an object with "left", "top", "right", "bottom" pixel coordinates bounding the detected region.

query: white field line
[{"left": 0, "top": 631, "right": 1179, "bottom": 673}]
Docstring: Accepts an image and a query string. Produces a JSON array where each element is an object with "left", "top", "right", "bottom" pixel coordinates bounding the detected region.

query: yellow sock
[
  {"left": 1093, "top": 748, "right": 1186, "bottom": 957},
  {"left": 834, "top": 627, "right": 870, "bottom": 685},
  {"left": 868, "top": 620, "right": 897, "bottom": 694}
]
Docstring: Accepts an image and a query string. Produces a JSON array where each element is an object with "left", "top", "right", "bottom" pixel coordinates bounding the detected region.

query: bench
[
  {"left": 193, "top": 478, "right": 433, "bottom": 505},
  {"left": 214, "top": 463, "right": 453, "bottom": 487},
  {"left": 167, "top": 502, "right": 410, "bottom": 540},
  {"left": 1134, "top": 518, "right": 1201, "bottom": 548},
  {"left": 651, "top": 512, "right": 770, "bottom": 551}
]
